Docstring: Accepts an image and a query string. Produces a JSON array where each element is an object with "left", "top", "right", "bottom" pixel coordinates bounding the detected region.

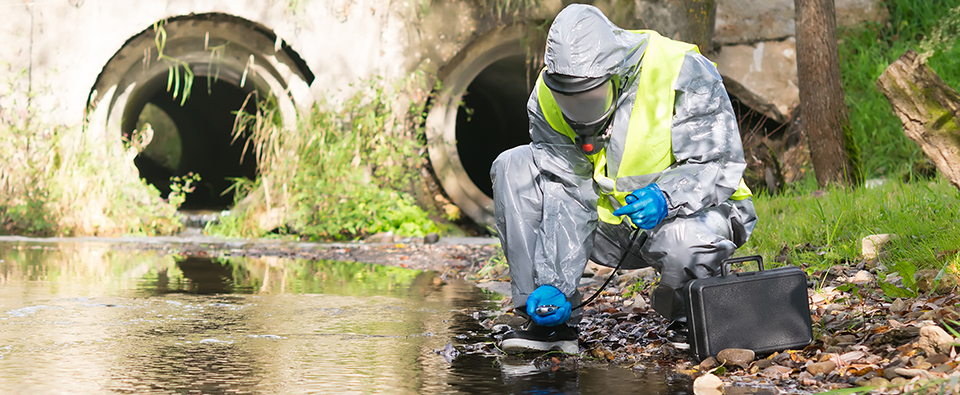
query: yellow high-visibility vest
[{"left": 537, "top": 30, "right": 752, "bottom": 225}]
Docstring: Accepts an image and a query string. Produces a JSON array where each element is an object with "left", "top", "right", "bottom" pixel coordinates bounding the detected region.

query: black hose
[{"left": 572, "top": 227, "right": 644, "bottom": 311}]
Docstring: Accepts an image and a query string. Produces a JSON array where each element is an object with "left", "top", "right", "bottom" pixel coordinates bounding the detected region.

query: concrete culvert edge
[
  {"left": 425, "top": 24, "right": 534, "bottom": 228},
  {"left": 85, "top": 12, "right": 314, "bottom": 212}
]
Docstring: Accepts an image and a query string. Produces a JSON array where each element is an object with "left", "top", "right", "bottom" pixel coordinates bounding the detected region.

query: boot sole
[{"left": 501, "top": 338, "right": 578, "bottom": 354}]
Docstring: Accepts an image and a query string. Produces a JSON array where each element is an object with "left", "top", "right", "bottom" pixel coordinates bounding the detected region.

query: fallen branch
[{"left": 876, "top": 49, "right": 960, "bottom": 191}]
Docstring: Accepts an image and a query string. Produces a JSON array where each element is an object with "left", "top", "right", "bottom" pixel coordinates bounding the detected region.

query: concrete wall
[
  {"left": 1, "top": 0, "right": 488, "bottom": 126},
  {"left": 0, "top": 0, "right": 710, "bottom": 124},
  {"left": 0, "top": 0, "right": 886, "bottom": 226}
]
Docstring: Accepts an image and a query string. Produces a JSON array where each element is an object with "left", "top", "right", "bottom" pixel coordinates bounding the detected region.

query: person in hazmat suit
[{"left": 491, "top": 4, "right": 758, "bottom": 354}]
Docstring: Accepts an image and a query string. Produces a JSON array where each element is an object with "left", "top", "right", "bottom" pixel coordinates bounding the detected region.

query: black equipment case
[{"left": 684, "top": 255, "right": 813, "bottom": 361}]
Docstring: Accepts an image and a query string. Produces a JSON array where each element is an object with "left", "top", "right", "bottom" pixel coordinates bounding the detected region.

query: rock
[
  {"left": 829, "top": 334, "right": 858, "bottom": 346},
  {"left": 915, "top": 270, "right": 958, "bottom": 294},
  {"left": 861, "top": 234, "right": 897, "bottom": 259},
  {"left": 874, "top": 260, "right": 888, "bottom": 273},
  {"left": 914, "top": 361, "right": 933, "bottom": 370},
  {"left": 849, "top": 270, "right": 875, "bottom": 284},
  {"left": 893, "top": 368, "right": 935, "bottom": 380},
  {"left": 761, "top": 365, "right": 793, "bottom": 378},
  {"left": 753, "top": 359, "right": 774, "bottom": 370},
  {"left": 890, "top": 377, "right": 910, "bottom": 386},
  {"left": 927, "top": 353, "right": 951, "bottom": 365},
  {"left": 824, "top": 346, "right": 844, "bottom": 354},
  {"left": 578, "top": 277, "right": 598, "bottom": 288},
  {"left": 854, "top": 377, "right": 890, "bottom": 388},
  {"left": 806, "top": 361, "right": 837, "bottom": 376},
  {"left": 713, "top": 39, "right": 798, "bottom": 123},
  {"left": 823, "top": 303, "right": 844, "bottom": 315},
  {"left": 587, "top": 262, "right": 614, "bottom": 278},
  {"left": 838, "top": 310, "right": 854, "bottom": 322},
  {"left": 799, "top": 371, "right": 819, "bottom": 387},
  {"left": 630, "top": 296, "right": 649, "bottom": 311},
  {"left": 885, "top": 273, "right": 904, "bottom": 288},
  {"left": 714, "top": 0, "right": 886, "bottom": 45},
  {"left": 872, "top": 326, "right": 920, "bottom": 346},
  {"left": 717, "top": 348, "right": 756, "bottom": 369},
  {"left": 424, "top": 233, "right": 440, "bottom": 244},
  {"left": 890, "top": 298, "right": 910, "bottom": 314},
  {"left": 368, "top": 232, "right": 396, "bottom": 244},
  {"left": 617, "top": 267, "right": 657, "bottom": 284},
  {"left": 933, "top": 363, "right": 954, "bottom": 373},
  {"left": 918, "top": 325, "right": 955, "bottom": 355},
  {"left": 493, "top": 313, "right": 527, "bottom": 328},
  {"left": 693, "top": 373, "right": 723, "bottom": 392},
  {"left": 699, "top": 357, "right": 719, "bottom": 370},
  {"left": 883, "top": 367, "right": 902, "bottom": 380}
]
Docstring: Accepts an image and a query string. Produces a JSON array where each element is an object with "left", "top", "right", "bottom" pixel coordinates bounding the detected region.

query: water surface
[{"left": 0, "top": 241, "right": 690, "bottom": 394}]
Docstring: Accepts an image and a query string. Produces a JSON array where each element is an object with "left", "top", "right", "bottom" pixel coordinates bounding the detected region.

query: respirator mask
[{"left": 544, "top": 71, "right": 619, "bottom": 155}]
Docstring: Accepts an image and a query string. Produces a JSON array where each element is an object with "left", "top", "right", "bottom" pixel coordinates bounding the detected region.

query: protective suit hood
[{"left": 544, "top": 4, "right": 644, "bottom": 82}]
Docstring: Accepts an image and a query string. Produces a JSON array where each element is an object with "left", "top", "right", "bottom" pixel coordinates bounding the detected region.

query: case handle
[{"left": 720, "top": 255, "right": 764, "bottom": 276}]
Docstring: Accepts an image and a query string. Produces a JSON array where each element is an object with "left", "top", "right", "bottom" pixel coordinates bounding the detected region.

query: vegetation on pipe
[{"left": 208, "top": 77, "right": 443, "bottom": 241}]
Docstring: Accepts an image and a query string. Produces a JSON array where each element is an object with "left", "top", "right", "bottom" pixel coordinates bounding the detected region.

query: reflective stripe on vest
[{"left": 537, "top": 30, "right": 751, "bottom": 225}]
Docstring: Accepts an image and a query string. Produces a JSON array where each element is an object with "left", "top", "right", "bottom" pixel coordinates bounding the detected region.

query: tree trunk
[
  {"left": 794, "top": 0, "right": 857, "bottom": 188},
  {"left": 684, "top": 0, "right": 716, "bottom": 54},
  {"left": 876, "top": 49, "right": 960, "bottom": 191}
]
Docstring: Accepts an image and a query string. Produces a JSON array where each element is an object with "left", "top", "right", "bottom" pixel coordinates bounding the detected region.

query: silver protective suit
[{"left": 490, "top": 4, "right": 758, "bottom": 323}]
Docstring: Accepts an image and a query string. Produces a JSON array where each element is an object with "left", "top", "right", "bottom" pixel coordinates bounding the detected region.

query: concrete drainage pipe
[
  {"left": 86, "top": 13, "right": 313, "bottom": 210},
  {"left": 425, "top": 25, "right": 534, "bottom": 227}
]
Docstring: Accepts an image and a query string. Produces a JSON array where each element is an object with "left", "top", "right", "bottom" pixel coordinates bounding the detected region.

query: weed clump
[
  {"left": 0, "top": 112, "right": 182, "bottom": 236},
  {"left": 210, "top": 79, "right": 440, "bottom": 241}
]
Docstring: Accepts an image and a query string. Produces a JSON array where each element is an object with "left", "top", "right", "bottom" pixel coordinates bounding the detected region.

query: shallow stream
[{"left": 0, "top": 240, "right": 691, "bottom": 394}]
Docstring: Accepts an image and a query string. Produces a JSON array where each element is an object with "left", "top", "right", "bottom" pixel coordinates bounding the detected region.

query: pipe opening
[
  {"left": 455, "top": 55, "right": 533, "bottom": 197},
  {"left": 424, "top": 26, "right": 530, "bottom": 227},
  {"left": 87, "top": 13, "right": 314, "bottom": 213},
  {"left": 126, "top": 73, "right": 259, "bottom": 211}
]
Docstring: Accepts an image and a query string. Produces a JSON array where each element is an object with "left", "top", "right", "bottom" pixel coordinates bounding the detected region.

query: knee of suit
[
  {"left": 652, "top": 241, "right": 737, "bottom": 292},
  {"left": 491, "top": 145, "right": 536, "bottom": 183},
  {"left": 644, "top": 210, "right": 741, "bottom": 278}
]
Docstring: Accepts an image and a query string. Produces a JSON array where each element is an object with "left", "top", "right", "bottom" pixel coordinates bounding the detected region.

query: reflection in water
[
  {"left": 0, "top": 241, "right": 692, "bottom": 394},
  {"left": 168, "top": 256, "right": 234, "bottom": 294}
]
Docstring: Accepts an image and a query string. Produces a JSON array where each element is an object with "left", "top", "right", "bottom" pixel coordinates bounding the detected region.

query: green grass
[
  {"left": 839, "top": 0, "right": 960, "bottom": 179},
  {"left": 742, "top": 176, "right": 960, "bottom": 294}
]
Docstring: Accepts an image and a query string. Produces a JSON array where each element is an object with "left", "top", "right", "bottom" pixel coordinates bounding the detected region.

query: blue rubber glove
[
  {"left": 526, "top": 285, "right": 572, "bottom": 327},
  {"left": 612, "top": 183, "right": 668, "bottom": 230}
]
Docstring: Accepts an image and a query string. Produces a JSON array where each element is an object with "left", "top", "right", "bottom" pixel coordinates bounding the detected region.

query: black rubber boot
[{"left": 500, "top": 323, "right": 579, "bottom": 354}]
